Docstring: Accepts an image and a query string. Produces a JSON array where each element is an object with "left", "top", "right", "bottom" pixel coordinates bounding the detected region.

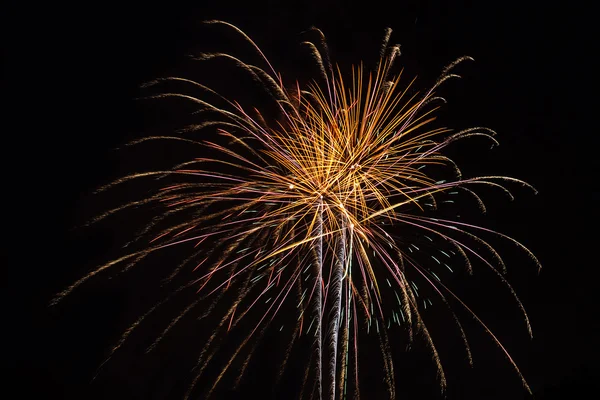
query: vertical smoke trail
[
  {"left": 313, "top": 199, "right": 324, "bottom": 400},
  {"left": 326, "top": 213, "right": 347, "bottom": 400}
]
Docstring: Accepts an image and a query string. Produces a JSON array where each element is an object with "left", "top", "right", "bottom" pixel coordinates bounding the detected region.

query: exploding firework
[{"left": 53, "top": 21, "right": 540, "bottom": 399}]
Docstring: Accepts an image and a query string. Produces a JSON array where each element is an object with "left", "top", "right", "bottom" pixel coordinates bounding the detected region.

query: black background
[{"left": 4, "top": 1, "right": 595, "bottom": 399}]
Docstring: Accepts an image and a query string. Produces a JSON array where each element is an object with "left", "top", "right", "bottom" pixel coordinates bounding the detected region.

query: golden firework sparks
[{"left": 52, "top": 21, "right": 540, "bottom": 400}]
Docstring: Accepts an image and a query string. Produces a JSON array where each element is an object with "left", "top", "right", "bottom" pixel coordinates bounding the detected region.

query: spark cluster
[{"left": 53, "top": 21, "right": 539, "bottom": 400}]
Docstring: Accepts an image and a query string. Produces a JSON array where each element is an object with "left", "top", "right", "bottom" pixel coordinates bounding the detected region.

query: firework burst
[{"left": 53, "top": 21, "right": 539, "bottom": 399}]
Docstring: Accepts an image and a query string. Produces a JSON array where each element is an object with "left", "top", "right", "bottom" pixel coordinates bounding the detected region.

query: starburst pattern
[{"left": 52, "top": 21, "right": 540, "bottom": 399}]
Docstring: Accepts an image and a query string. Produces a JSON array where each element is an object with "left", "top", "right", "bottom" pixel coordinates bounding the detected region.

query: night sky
[{"left": 5, "top": 1, "right": 595, "bottom": 399}]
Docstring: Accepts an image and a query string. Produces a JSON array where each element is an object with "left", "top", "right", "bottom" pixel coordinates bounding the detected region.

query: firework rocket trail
[
  {"left": 314, "top": 199, "right": 324, "bottom": 399},
  {"left": 325, "top": 213, "right": 346, "bottom": 400},
  {"left": 51, "top": 21, "right": 540, "bottom": 400}
]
